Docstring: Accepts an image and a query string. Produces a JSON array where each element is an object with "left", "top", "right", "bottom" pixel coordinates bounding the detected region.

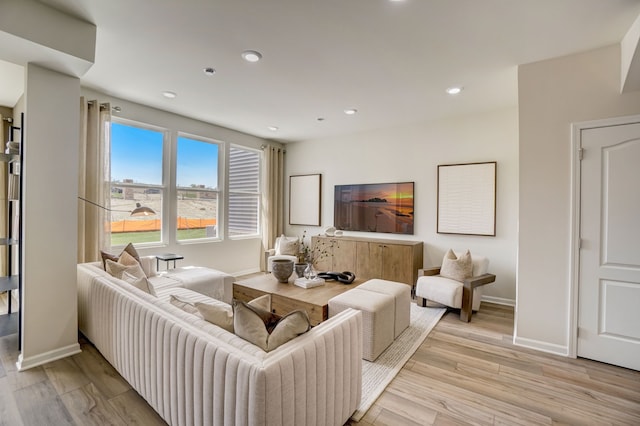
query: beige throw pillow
[
  {"left": 275, "top": 235, "right": 299, "bottom": 256},
  {"left": 170, "top": 294, "right": 201, "bottom": 316},
  {"left": 100, "top": 243, "right": 141, "bottom": 270},
  {"left": 105, "top": 258, "right": 146, "bottom": 280},
  {"left": 194, "top": 294, "right": 272, "bottom": 333},
  {"left": 233, "top": 300, "right": 310, "bottom": 352},
  {"left": 440, "top": 249, "right": 473, "bottom": 282},
  {"left": 122, "top": 271, "right": 153, "bottom": 295}
]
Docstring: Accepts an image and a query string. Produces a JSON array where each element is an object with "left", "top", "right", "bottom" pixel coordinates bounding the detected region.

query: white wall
[
  {"left": 19, "top": 64, "right": 81, "bottom": 369},
  {"left": 517, "top": 45, "right": 640, "bottom": 354},
  {"left": 81, "top": 88, "right": 273, "bottom": 276},
  {"left": 284, "top": 107, "right": 519, "bottom": 303}
]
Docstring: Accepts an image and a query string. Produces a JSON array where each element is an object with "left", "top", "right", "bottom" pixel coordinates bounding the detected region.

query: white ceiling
[{"left": 3, "top": 0, "right": 640, "bottom": 142}]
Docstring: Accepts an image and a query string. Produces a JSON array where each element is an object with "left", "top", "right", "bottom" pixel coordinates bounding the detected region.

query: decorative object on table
[
  {"left": 437, "top": 161, "right": 496, "bottom": 236},
  {"left": 323, "top": 226, "right": 336, "bottom": 236},
  {"left": 299, "top": 230, "right": 334, "bottom": 266},
  {"left": 317, "top": 271, "right": 356, "bottom": 284},
  {"left": 294, "top": 262, "right": 307, "bottom": 278},
  {"left": 303, "top": 263, "right": 317, "bottom": 280},
  {"left": 293, "top": 277, "right": 325, "bottom": 289},
  {"left": 271, "top": 259, "right": 294, "bottom": 283},
  {"left": 289, "top": 173, "right": 321, "bottom": 226},
  {"left": 334, "top": 181, "right": 415, "bottom": 235}
]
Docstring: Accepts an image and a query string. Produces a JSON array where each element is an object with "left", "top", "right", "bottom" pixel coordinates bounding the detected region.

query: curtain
[
  {"left": 0, "top": 115, "right": 5, "bottom": 276},
  {"left": 78, "top": 98, "right": 111, "bottom": 263},
  {"left": 261, "top": 144, "right": 285, "bottom": 270}
]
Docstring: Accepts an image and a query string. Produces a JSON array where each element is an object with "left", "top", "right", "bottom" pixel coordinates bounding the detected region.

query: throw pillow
[
  {"left": 233, "top": 300, "right": 310, "bottom": 352},
  {"left": 170, "top": 294, "right": 202, "bottom": 316},
  {"left": 100, "top": 251, "right": 119, "bottom": 270},
  {"left": 122, "top": 270, "right": 153, "bottom": 295},
  {"left": 440, "top": 249, "right": 473, "bottom": 282},
  {"left": 122, "top": 242, "right": 141, "bottom": 264},
  {"left": 194, "top": 294, "right": 272, "bottom": 333},
  {"left": 105, "top": 259, "right": 146, "bottom": 280},
  {"left": 275, "top": 235, "right": 299, "bottom": 256},
  {"left": 100, "top": 243, "right": 141, "bottom": 270}
]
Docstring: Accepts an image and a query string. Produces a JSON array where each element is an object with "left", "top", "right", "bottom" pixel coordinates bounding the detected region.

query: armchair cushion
[
  {"left": 275, "top": 234, "right": 299, "bottom": 256},
  {"left": 440, "top": 249, "right": 473, "bottom": 282}
]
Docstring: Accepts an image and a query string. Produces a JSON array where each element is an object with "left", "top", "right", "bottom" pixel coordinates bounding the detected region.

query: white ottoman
[
  {"left": 358, "top": 279, "right": 411, "bottom": 338},
  {"left": 329, "top": 288, "right": 395, "bottom": 361}
]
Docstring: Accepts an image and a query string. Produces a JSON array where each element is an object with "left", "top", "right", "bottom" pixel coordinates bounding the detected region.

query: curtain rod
[
  {"left": 261, "top": 144, "right": 286, "bottom": 153},
  {"left": 87, "top": 100, "right": 121, "bottom": 113}
]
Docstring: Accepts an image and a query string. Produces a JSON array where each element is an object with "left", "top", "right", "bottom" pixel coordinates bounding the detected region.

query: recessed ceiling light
[
  {"left": 241, "top": 50, "right": 262, "bottom": 62},
  {"left": 162, "top": 91, "right": 177, "bottom": 99},
  {"left": 344, "top": 108, "right": 358, "bottom": 115},
  {"left": 317, "top": 117, "right": 325, "bottom": 122},
  {"left": 203, "top": 67, "right": 216, "bottom": 76},
  {"left": 446, "top": 86, "right": 463, "bottom": 95},
  {"left": 267, "top": 126, "right": 279, "bottom": 132}
]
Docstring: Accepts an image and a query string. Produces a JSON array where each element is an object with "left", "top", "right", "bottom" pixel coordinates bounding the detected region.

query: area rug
[{"left": 351, "top": 304, "right": 446, "bottom": 421}]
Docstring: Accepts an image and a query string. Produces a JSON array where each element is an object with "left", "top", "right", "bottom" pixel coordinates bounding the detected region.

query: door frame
[{"left": 568, "top": 114, "right": 640, "bottom": 359}]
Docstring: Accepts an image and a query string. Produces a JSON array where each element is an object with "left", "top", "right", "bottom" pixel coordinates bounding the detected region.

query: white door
[{"left": 578, "top": 121, "right": 640, "bottom": 371}]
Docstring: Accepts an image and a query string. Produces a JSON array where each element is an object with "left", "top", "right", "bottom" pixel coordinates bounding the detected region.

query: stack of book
[{"left": 293, "top": 277, "right": 325, "bottom": 289}]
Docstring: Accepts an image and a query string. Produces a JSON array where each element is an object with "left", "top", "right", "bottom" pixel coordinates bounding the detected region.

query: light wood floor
[{"left": 1, "top": 297, "right": 639, "bottom": 425}]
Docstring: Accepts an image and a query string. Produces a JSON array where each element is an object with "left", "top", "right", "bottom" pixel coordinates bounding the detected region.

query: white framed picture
[
  {"left": 289, "top": 174, "right": 321, "bottom": 226},
  {"left": 437, "top": 162, "right": 496, "bottom": 236}
]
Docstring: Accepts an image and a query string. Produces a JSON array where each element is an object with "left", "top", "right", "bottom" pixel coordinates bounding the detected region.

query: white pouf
[
  {"left": 329, "top": 288, "right": 394, "bottom": 361},
  {"left": 357, "top": 279, "right": 411, "bottom": 338}
]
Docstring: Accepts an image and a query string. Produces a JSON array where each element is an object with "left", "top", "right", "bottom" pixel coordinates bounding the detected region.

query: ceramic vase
[
  {"left": 272, "top": 259, "right": 294, "bottom": 283},
  {"left": 294, "top": 263, "right": 307, "bottom": 279}
]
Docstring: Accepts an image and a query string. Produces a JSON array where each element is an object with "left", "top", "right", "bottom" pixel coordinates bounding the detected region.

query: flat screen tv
[{"left": 334, "top": 182, "right": 414, "bottom": 235}]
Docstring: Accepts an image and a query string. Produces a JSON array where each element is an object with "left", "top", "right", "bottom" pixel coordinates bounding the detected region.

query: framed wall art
[
  {"left": 289, "top": 174, "right": 322, "bottom": 226},
  {"left": 437, "top": 161, "right": 496, "bottom": 236}
]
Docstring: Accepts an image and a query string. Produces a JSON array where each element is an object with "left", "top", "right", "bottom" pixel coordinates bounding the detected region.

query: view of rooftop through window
[
  {"left": 176, "top": 136, "right": 219, "bottom": 241},
  {"left": 108, "top": 121, "right": 259, "bottom": 246},
  {"left": 110, "top": 122, "right": 164, "bottom": 245}
]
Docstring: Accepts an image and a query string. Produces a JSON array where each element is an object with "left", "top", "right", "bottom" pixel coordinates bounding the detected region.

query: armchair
[
  {"left": 265, "top": 234, "right": 300, "bottom": 272},
  {"left": 415, "top": 250, "right": 495, "bottom": 322}
]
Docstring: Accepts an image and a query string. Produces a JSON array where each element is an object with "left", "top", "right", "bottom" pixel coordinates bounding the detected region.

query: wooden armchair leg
[{"left": 460, "top": 285, "right": 473, "bottom": 322}]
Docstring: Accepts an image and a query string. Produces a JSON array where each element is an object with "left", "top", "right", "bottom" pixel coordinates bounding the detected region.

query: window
[
  {"left": 109, "top": 122, "right": 164, "bottom": 246},
  {"left": 176, "top": 135, "right": 220, "bottom": 240},
  {"left": 106, "top": 120, "right": 261, "bottom": 248},
  {"left": 228, "top": 145, "right": 261, "bottom": 237}
]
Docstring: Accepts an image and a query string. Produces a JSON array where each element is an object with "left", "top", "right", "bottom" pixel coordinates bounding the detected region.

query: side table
[{"left": 156, "top": 253, "right": 184, "bottom": 271}]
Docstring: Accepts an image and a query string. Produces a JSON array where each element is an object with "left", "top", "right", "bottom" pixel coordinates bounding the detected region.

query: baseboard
[
  {"left": 16, "top": 342, "right": 82, "bottom": 371},
  {"left": 513, "top": 335, "right": 569, "bottom": 357},
  {"left": 481, "top": 295, "right": 515, "bottom": 307}
]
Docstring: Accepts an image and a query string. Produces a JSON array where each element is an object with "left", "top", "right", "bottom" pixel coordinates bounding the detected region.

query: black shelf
[
  {"left": 0, "top": 312, "right": 18, "bottom": 337},
  {"left": 0, "top": 275, "right": 19, "bottom": 293}
]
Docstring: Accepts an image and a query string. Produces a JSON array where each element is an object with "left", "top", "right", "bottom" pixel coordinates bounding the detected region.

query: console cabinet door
[
  {"left": 356, "top": 242, "right": 381, "bottom": 280},
  {"left": 380, "top": 244, "right": 413, "bottom": 284},
  {"left": 332, "top": 239, "right": 356, "bottom": 272},
  {"left": 312, "top": 236, "right": 356, "bottom": 272}
]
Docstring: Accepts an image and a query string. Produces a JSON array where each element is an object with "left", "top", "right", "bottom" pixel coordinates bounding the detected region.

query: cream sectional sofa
[{"left": 77, "top": 260, "right": 363, "bottom": 426}]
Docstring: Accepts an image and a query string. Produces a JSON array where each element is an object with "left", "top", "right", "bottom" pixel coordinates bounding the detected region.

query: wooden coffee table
[{"left": 233, "top": 274, "right": 362, "bottom": 325}]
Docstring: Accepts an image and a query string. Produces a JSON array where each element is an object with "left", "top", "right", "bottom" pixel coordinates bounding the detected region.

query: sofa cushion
[
  {"left": 233, "top": 300, "right": 311, "bottom": 351},
  {"left": 440, "top": 249, "right": 473, "bottom": 282}
]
